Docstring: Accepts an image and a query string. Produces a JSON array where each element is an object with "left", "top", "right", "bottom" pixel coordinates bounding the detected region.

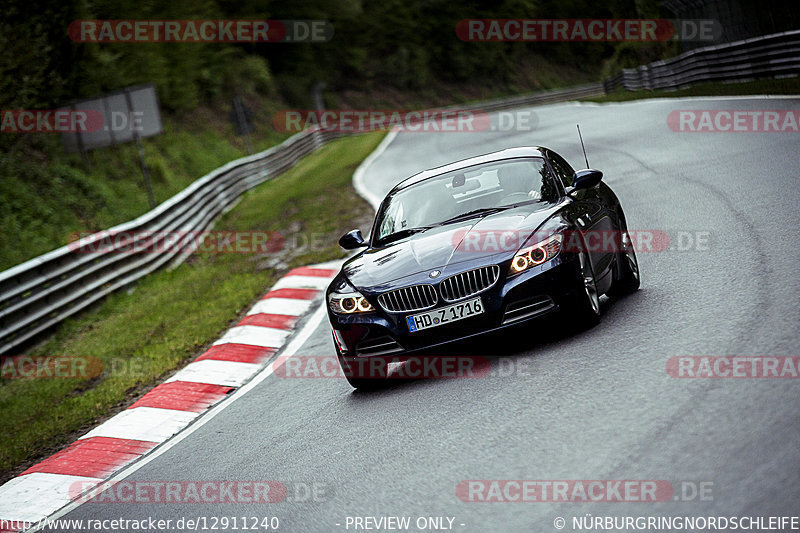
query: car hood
[{"left": 344, "top": 203, "right": 562, "bottom": 288}]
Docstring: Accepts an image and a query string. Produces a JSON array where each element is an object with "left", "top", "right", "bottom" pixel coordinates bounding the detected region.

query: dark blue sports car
[{"left": 326, "top": 146, "right": 640, "bottom": 388}]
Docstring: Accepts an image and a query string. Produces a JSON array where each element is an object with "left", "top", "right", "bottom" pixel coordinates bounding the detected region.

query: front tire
[{"left": 336, "top": 352, "right": 388, "bottom": 390}]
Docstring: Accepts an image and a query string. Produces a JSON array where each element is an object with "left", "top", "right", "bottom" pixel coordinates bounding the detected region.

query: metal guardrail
[
  {"left": 604, "top": 30, "right": 800, "bottom": 92},
  {"left": 0, "top": 128, "right": 347, "bottom": 356},
  {"left": 455, "top": 83, "right": 606, "bottom": 112}
]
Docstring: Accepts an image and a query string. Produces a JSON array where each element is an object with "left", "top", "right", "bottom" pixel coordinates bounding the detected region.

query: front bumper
[{"left": 328, "top": 255, "right": 581, "bottom": 358}]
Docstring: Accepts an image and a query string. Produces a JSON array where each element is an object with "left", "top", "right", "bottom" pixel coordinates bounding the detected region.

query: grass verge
[
  {"left": 0, "top": 131, "right": 384, "bottom": 482},
  {"left": 585, "top": 77, "right": 800, "bottom": 103},
  {"left": 0, "top": 103, "right": 290, "bottom": 271}
]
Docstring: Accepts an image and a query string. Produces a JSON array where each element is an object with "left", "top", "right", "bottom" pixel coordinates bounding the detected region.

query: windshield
[{"left": 374, "top": 157, "right": 556, "bottom": 244}]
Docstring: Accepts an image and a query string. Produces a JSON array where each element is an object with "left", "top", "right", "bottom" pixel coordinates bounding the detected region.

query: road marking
[
  {"left": 165, "top": 359, "right": 262, "bottom": 387},
  {"left": 129, "top": 381, "right": 233, "bottom": 412},
  {"left": 286, "top": 266, "right": 338, "bottom": 277},
  {"left": 0, "top": 473, "right": 105, "bottom": 523},
  {"left": 261, "top": 288, "right": 319, "bottom": 300},
  {"left": 271, "top": 274, "right": 332, "bottom": 290},
  {"left": 237, "top": 313, "right": 298, "bottom": 329},
  {"left": 194, "top": 343, "right": 276, "bottom": 364},
  {"left": 21, "top": 437, "right": 158, "bottom": 478},
  {"left": 79, "top": 407, "right": 199, "bottom": 443},
  {"left": 212, "top": 323, "right": 292, "bottom": 347},
  {"left": 353, "top": 128, "right": 399, "bottom": 210},
  {"left": 25, "top": 288, "right": 331, "bottom": 530},
  {"left": 247, "top": 297, "right": 314, "bottom": 316}
]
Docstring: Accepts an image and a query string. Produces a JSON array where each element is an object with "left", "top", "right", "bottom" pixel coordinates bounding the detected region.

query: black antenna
[{"left": 577, "top": 124, "right": 590, "bottom": 168}]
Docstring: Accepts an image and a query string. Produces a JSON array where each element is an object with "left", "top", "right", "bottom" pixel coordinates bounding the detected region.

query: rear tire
[
  {"left": 568, "top": 250, "right": 601, "bottom": 329},
  {"left": 608, "top": 226, "right": 640, "bottom": 297}
]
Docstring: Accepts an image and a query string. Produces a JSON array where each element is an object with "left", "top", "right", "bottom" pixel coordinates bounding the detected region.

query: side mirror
[
  {"left": 339, "top": 229, "right": 366, "bottom": 250},
  {"left": 571, "top": 169, "right": 603, "bottom": 191}
]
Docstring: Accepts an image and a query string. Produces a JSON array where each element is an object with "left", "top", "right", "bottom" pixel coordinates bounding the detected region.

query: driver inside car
[
  {"left": 404, "top": 180, "right": 459, "bottom": 228},
  {"left": 497, "top": 162, "right": 542, "bottom": 203}
]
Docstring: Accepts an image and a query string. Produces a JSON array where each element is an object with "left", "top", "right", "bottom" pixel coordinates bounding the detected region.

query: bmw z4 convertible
[{"left": 326, "top": 146, "right": 640, "bottom": 388}]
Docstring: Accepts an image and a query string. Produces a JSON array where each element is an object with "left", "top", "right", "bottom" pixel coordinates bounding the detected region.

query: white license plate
[{"left": 406, "top": 297, "right": 484, "bottom": 332}]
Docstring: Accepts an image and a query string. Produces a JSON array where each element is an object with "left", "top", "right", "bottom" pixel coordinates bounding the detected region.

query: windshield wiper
[
  {"left": 437, "top": 206, "right": 508, "bottom": 225},
  {"left": 378, "top": 226, "right": 433, "bottom": 245}
]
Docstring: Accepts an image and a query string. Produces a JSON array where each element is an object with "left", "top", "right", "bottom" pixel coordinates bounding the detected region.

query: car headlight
[
  {"left": 509, "top": 234, "right": 563, "bottom": 275},
  {"left": 328, "top": 283, "right": 375, "bottom": 314}
]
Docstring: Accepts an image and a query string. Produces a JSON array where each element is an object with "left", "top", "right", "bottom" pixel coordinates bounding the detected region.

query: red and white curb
[{"left": 0, "top": 263, "right": 340, "bottom": 531}]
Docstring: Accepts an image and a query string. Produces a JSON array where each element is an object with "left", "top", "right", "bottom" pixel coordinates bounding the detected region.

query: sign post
[{"left": 60, "top": 84, "right": 163, "bottom": 210}]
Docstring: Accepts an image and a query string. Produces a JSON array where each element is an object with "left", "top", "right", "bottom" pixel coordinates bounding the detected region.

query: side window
[{"left": 550, "top": 153, "right": 575, "bottom": 188}]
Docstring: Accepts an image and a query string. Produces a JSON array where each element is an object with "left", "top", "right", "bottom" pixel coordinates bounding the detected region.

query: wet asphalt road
[{"left": 59, "top": 96, "right": 800, "bottom": 532}]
